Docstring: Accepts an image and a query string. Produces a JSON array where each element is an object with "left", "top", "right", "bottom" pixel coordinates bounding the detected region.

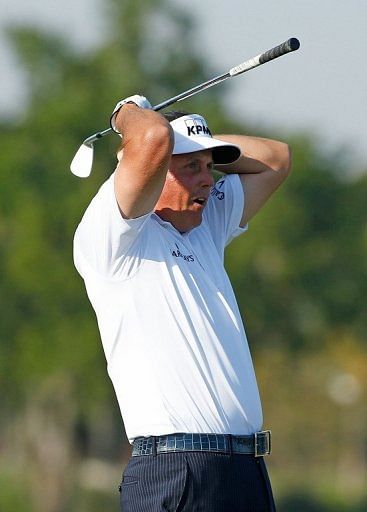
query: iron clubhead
[{"left": 70, "top": 142, "right": 94, "bottom": 178}]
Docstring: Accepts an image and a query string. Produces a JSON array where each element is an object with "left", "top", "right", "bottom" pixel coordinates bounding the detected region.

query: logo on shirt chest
[{"left": 171, "top": 243, "right": 195, "bottom": 262}]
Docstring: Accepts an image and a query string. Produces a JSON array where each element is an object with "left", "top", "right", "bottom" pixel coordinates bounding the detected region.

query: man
[{"left": 73, "top": 94, "right": 291, "bottom": 511}]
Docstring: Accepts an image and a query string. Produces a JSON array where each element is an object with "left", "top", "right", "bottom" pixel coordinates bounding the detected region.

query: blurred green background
[{"left": 0, "top": 0, "right": 366, "bottom": 510}]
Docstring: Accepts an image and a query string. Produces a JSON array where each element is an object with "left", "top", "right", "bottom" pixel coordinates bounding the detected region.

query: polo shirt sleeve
[
  {"left": 73, "top": 173, "right": 151, "bottom": 278},
  {"left": 203, "top": 174, "right": 248, "bottom": 252}
]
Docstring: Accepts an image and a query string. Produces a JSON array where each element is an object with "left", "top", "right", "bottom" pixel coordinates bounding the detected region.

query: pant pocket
[
  {"left": 120, "top": 475, "right": 139, "bottom": 486},
  {"left": 119, "top": 454, "right": 189, "bottom": 512},
  {"left": 119, "top": 461, "right": 140, "bottom": 512}
]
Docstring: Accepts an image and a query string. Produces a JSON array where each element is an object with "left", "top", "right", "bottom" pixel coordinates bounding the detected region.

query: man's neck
[{"left": 154, "top": 208, "right": 199, "bottom": 233}]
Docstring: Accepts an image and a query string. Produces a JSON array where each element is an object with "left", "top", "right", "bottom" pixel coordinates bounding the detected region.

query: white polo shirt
[{"left": 74, "top": 173, "right": 263, "bottom": 442}]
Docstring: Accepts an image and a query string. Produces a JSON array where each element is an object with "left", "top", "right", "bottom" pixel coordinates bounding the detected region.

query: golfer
[{"left": 74, "top": 94, "right": 291, "bottom": 511}]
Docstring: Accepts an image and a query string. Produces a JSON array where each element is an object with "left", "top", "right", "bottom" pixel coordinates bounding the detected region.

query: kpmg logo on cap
[{"left": 185, "top": 118, "right": 212, "bottom": 138}]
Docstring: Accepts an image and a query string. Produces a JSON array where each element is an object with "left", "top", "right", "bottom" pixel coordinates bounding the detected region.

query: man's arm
[
  {"left": 113, "top": 103, "right": 174, "bottom": 219},
  {"left": 214, "top": 134, "right": 292, "bottom": 226}
]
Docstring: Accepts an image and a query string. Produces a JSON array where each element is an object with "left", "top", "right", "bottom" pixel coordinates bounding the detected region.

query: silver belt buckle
[{"left": 254, "top": 430, "right": 272, "bottom": 457}]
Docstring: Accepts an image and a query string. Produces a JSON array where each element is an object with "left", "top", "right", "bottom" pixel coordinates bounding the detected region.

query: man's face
[{"left": 155, "top": 150, "right": 215, "bottom": 232}]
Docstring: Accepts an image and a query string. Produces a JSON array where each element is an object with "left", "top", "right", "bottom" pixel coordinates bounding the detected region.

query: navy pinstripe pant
[{"left": 118, "top": 452, "right": 276, "bottom": 511}]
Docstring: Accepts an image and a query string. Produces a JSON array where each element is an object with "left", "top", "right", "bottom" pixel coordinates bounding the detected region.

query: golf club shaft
[
  {"left": 82, "top": 37, "right": 300, "bottom": 146},
  {"left": 155, "top": 38, "right": 300, "bottom": 106}
]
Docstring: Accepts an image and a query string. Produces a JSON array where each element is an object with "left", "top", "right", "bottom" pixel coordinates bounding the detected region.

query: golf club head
[{"left": 70, "top": 142, "right": 94, "bottom": 178}]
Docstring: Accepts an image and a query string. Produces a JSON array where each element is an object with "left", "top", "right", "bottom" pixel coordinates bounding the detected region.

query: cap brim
[{"left": 173, "top": 137, "right": 240, "bottom": 165}]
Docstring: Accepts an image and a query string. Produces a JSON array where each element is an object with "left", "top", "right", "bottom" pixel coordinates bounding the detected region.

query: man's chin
[
  {"left": 188, "top": 208, "right": 204, "bottom": 225},
  {"left": 176, "top": 210, "right": 204, "bottom": 233},
  {"left": 154, "top": 207, "right": 203, "bottom": 232}
]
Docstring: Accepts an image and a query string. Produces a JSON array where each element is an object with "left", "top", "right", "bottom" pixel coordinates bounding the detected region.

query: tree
[
  {"left": 226, "top": 137, "right": 367, "bottom": 351},
  {"left": 1, "top": 0, "right": 366, "bottom": 510}
]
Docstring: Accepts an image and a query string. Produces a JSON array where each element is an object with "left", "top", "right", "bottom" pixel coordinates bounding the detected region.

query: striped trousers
[{"left": 118, "top": 452, "right": 276, "bottom": 511}]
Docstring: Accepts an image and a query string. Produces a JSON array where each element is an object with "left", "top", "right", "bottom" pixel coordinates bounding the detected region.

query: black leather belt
[{"left": 132, "top": 431, "right": 271, "bottom": 457}]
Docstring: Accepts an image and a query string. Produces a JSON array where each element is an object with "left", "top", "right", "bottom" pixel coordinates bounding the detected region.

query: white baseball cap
[{"left": 170, "top": 114, "right": 241, "bottom": 165}]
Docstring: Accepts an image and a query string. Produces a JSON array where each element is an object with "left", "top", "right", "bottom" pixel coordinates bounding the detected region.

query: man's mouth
[{"left": 192, "top": 197, "right": 207, "bottom": 206}]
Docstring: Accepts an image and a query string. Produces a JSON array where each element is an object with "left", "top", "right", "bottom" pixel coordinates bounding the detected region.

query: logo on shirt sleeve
[
  {"left": 210, "top": 178, "right": 225, "bottom": 200},
  {"left": 171, "top": 243, "right": 195, "bottom": 262}
]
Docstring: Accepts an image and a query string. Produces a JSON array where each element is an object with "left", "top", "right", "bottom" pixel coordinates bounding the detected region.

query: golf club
[{"left": 70, "top": 37, "right": 300, "bottom": 178}]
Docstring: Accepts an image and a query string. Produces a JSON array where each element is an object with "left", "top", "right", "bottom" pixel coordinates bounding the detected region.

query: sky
[{"left": 1, "top": 0, "right": 366, "bottom": 174}]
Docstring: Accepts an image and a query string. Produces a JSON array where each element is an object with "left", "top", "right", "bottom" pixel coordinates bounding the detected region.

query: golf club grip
[
  {"left": 229, "top": 37, "right": 300, "bottom": 76},
  {"left": 259, "top": 38, "right": 300, "bottom": 64}
]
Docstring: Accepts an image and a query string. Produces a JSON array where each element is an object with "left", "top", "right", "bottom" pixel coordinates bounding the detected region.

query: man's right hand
[{"left": 110, "top": 95, "right": 152, "bottom": 133}]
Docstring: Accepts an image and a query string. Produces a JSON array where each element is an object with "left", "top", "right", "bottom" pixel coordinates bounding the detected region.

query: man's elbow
[
  {"left": 274, "top": 142, "right": 292, "bottom": 180},
  {"left": 143, "top": 122, "right": 174, "bottom": 164}
]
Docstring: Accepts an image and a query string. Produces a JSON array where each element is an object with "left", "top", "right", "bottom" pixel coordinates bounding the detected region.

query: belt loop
[
  {"left": 227, "top": 434, "right": 233, "bottom": 456},
  {"left": 152, "top": 436, "right": 157, "bottom": 457}
]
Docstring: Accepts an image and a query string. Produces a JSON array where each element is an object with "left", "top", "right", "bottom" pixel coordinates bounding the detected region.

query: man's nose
[{"left": 201, "top": 167, "right": 215, "bottom": 187}]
